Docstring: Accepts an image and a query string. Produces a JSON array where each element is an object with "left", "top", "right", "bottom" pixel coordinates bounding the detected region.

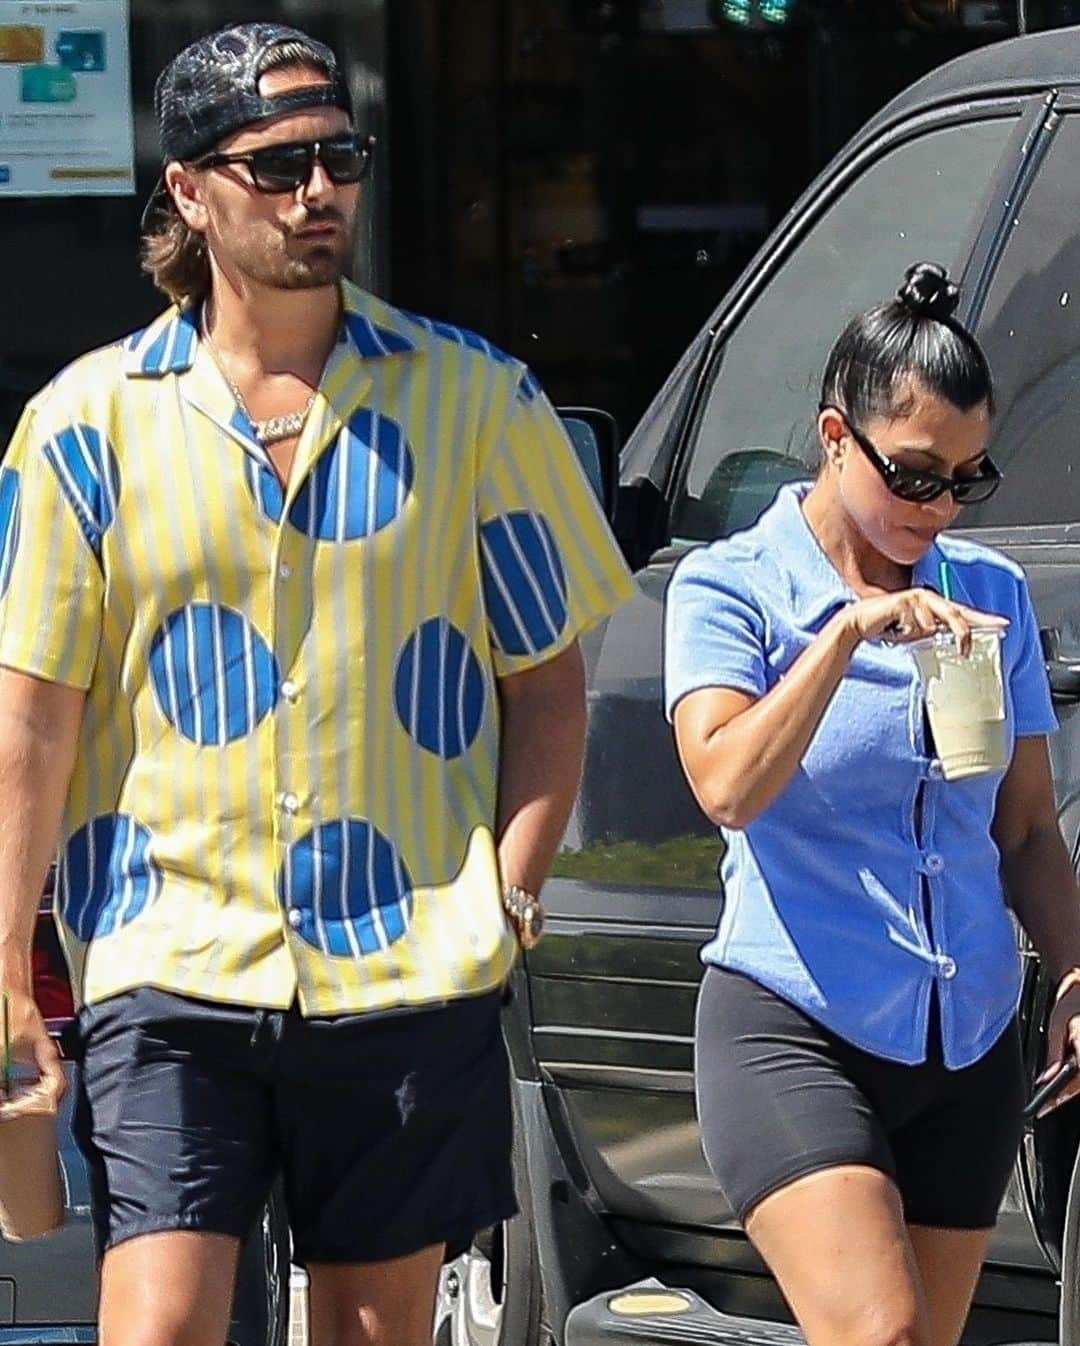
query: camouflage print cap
[
  {"left": 142, "top": 22, "right": 353, "bottom": 232},
  {"left": 154, "top": 22, "right": 352, "bottom": 164}
]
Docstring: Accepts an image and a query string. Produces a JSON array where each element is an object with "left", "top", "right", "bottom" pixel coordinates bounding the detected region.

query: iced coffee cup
[
  {"left": 909, "top": 627, "right": 1008, "bottom": 782},
  {"left": 0, "top": 1079, "right": 64, "bottom": 1241}
]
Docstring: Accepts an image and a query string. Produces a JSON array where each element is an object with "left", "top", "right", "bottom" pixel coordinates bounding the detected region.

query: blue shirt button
[
  {"left": 927, "top": 760, "right": 945, "bottom": 781},
  {"left": 938, "top": 956, "right": 958, "bottom": 980},
  {"left": 925, "top": 853, "right": 945, "bottom": 876}
]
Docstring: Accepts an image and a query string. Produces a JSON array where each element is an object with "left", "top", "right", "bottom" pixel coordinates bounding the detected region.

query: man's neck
[{"left": 203, "top": 274, "right": 343, "bottom": 381}]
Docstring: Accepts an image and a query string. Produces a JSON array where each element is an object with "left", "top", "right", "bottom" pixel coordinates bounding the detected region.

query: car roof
[{"left": 868, "top": 25, "right": 1080, "bottom": 132}]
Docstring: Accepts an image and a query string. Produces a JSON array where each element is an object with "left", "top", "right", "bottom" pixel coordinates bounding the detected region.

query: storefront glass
[{"left": 389, "top": 0, "right": 1027, "bottom": 434}]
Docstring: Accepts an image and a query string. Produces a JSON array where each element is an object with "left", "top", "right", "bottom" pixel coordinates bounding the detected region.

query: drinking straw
[
  {"left": 938, "top": 560, "right": 954, "bottom": 602},
  {"left": 2, "top": 993, "right": 10, "bottom": 1100}
]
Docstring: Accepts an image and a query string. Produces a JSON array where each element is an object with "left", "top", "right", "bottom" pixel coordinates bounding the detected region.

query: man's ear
[{"left": 164, "top": 161, "right": 209, "bottom": 234}]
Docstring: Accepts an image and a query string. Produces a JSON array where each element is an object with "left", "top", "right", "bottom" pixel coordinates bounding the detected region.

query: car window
[
  {"left": 669, "top": 116, "right": 1016, "bottom": 544},
  {"left": 964, "top": 115, "right": 1080, "bottom": 528}
]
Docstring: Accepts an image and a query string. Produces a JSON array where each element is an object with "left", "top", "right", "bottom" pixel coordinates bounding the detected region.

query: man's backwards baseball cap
[{"left": 143, "top": 22, "right": 353, "bottom": 229}]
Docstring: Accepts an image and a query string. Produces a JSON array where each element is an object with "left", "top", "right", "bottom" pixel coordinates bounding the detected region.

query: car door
[
  {"left": 952, "top": 100, "right": 1080, "bottom": 1271},
  {"left": 530, "top": 92, "right": 1053, "bottom": 1288}
]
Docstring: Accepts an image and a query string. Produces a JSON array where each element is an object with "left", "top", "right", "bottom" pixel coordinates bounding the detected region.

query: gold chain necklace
[{"left": 201, "top": 317, "right": 316, "bottom": 447}]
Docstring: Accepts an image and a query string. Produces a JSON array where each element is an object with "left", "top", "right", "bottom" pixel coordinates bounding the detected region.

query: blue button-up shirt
[{"left": 664, "top": 483, "right": 1057, "bottom": 1068}]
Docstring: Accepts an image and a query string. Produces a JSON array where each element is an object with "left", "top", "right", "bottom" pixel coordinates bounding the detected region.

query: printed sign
[{"left": 0, "top": 0, "right": 135, "bottom": 196}]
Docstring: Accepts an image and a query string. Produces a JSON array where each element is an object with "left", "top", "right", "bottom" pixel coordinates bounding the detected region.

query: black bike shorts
[
  {"left": 695, "top": 966, "right": 1024, "bottom": 1229},
  {"left": 69, "top": 986, "right": 517, "bottom": 1264}
]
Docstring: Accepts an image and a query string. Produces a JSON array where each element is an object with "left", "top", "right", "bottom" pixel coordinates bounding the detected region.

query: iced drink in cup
[
  {"left": 909, "top": 627, "right": 1008, "bottom": 781},
  {"left": 0, "top": 1078, "right": 64, "bottom": 1241}
]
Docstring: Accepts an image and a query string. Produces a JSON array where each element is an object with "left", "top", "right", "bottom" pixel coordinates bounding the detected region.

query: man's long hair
[{"left": 141, "top": 40, "right": 333, "bottom": 309}]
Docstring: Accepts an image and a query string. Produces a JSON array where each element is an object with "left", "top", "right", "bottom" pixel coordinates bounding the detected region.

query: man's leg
[
  {"left": 306, "top": 1243, "right": 446, "bottom": 1346},
  {"left": 72, "top": 991, "right": 279, "bottom": 1346},
  {"left": 280, "top": 992, "right": 516, "bottom": 1345},
  {"left": 98, "top": 1231, "right": 241, "bottom": 1346}
]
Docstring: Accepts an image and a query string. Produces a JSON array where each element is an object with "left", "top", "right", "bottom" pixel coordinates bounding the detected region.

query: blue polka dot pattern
[
  {"left": 281, "top": 819, "right": 414, "bottom": 957},
  {"left": 480, "top": 512, "right": 568, "bottom": 656},
  {"left": 149, "top": 604, "right": 280, "bottom": 745},
  {"left": 0, "top": 468, "right": 19, "bottom": 599},
  {"left": 287, "top": 410, "right": 414, "bottom": 540},
  {"left": 243, "top": 453, "right": 285, "bottom": 524},
  {"left": 58, "top": 815, "right": 161, "bottom": 942},
  {"left": 394, "top": 619, "right": 485, "bottom": 759},
  {"left": 41, "top": 424, "right": 120, "bottom": 557},
  {"left": 401, "top": 311, "right": 541, "bottom": 401}
]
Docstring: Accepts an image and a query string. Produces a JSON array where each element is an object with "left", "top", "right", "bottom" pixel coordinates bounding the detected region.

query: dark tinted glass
[
  {"left": 225, "top": 134, "right": 371, "bottom": 192},
  {"left": 668, "top": 116, "right": 1014, "bottom": 544},
  {"left": 964, "top": 114, "right": 1080, "bottom": 527}
]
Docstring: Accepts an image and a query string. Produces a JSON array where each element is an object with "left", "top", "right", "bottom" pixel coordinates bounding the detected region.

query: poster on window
[{"left": 0, "top": 0, "right": 134, "bottom": 196}]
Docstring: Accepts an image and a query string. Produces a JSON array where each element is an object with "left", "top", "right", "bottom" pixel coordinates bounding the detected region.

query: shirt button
[
  {"left": 287, "top": 908, "right": 303, "bottom": 930},
  {"left": 927, "top": 761, "right": 944, "bottom": 781},
  {"left": 925, "top": 853, "right": 945, "bottom": 875},
  {"left": 279, "top": 563, "right": 293, "bottom": 581},
  {"left": 280, "top": 791, "right": 299, "bottom": 815},
  {"left": 281, "top": 679, "right": 299, "bottom": 703},
  {"left": 938, "top": 956, "right": 958, "bottom": 980}
]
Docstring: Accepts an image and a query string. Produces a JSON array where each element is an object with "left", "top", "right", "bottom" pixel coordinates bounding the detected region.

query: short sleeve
[
  {"left": 1009, "top": 574, "right": 1057, "bottom": 738},
  {"left": 0, "top": 406, "right": 105, "bottom": 689},
  {"left": 664, "top": 547, "right": 767, "bottom": 721},
  {"left": 477, "top": 372, "right": 634, "bottom": 677}
]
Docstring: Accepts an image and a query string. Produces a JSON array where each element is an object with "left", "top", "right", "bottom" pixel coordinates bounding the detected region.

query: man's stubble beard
[{"left": 226, "top": 218, "right": 356, "bottom": 292}]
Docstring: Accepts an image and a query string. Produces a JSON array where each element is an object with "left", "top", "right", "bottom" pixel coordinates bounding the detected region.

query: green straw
[
  {"left": 938, "top": 560, "right": 954, "bottom": 602},
  {"left": 2, "top": 992, "right": 11, "bottom": 1100}
]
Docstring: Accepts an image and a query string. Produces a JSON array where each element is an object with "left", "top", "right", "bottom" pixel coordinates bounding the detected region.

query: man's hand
[{"left": 1, "top": 985, "right": 65, "bottom": 1104}]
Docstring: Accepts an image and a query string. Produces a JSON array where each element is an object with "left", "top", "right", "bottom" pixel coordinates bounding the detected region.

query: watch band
[{"left": 502, "top": 883, "right": 545, "bottom": 951}]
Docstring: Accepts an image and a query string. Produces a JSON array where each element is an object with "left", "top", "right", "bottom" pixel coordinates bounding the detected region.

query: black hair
[{"left": 820, "top": 262, "right": 994, "bottom": 425}]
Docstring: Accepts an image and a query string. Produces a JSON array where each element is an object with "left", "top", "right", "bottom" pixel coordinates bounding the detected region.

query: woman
[{"left": 664, "top": 262, "right": 1080, "bottom": 1346}]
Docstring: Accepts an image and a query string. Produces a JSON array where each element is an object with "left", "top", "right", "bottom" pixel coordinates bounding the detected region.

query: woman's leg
[
  {"left": 745, "top": 1164, "right": 929, "bottom": 1346},
  {"left": 907, "top": 1225, "right": 993, "bottom": 1346}
]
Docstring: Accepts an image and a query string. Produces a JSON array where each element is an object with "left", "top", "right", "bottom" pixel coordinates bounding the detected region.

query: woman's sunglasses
[
  {"left": 821, "top": 406, "right": 1003, "bottom": 505},
  {"left": 191, "top": 132, "right": 375, "bottom": 195}
]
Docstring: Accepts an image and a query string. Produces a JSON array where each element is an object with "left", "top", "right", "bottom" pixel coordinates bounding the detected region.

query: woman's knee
[{"left": 837, "top": 1300, "right": 929, "bottom": 1346}]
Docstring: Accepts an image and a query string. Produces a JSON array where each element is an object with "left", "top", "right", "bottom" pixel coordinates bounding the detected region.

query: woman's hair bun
[{"left": 895, "top": 262, "right": 960, "bottom": 322}]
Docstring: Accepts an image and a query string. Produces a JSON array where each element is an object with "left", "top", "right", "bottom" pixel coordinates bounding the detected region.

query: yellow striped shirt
[{"left": 0, "top": 282, "right": 634, "bottom": 1014}]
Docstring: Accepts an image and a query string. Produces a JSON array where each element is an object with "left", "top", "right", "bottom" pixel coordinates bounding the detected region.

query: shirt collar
[
  {"left": 758, "top": 482, "right": 947, "bottom": 628},
  {"left": 123, "top": 281, "right": 419, "bottom": 380}
]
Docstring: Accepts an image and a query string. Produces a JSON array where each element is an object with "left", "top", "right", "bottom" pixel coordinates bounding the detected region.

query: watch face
[{"left": 505, "top": 887, "right": 544, "bottom": 949}]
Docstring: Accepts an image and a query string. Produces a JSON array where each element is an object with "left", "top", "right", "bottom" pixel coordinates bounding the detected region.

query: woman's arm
[
  {"left": 674, "top": 609, "right": 858, "bottom": 829},
  {"left": 674, "top": 587, "right": 1004, "bottom": 831},
  {"left": 994, "top": 734, "right": 1080, "bottom": 1110},
  {"left": 996, "top": 736, "right": 1080, "bottom": 978}
]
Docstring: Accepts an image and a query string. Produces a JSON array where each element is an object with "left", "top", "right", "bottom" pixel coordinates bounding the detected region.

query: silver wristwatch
[{"left": 502, "top": 884, "right": 545, "bottom": 951}]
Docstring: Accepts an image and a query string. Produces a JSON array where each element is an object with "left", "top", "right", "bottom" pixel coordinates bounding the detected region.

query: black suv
[{"left": 435, "top": 25, "right": 1080, "bottom": 1346}]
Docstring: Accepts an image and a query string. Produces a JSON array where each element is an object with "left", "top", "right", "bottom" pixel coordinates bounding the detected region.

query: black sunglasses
[
  {"left": 821, "top": 406, "right": 1003, "bottom": 505},
  {"left": 191, "top": 132, "right": 375, "bottom": 194}
]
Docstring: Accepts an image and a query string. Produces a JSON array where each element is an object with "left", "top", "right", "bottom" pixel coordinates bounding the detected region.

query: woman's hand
[
  {"left": 1036, "top": 974, "right": 1080, "bottom": 1118},
  {"left": 844, "top": 589, "right": 1007, "bottom": 656}
]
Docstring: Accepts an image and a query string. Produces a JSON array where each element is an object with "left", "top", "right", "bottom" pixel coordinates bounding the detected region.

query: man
[{"left": 0, "top": 22, "right": 633, "bottom": 1346}]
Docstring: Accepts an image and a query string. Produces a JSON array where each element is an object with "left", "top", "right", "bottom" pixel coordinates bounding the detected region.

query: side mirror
[{"left": 557, "top": 407, "right": 619, "bottom": 523}]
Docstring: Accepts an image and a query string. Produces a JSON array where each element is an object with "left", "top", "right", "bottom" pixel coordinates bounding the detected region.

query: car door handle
[{"left": 1041, "top": 628, "right": 1080, "bottom": 701}]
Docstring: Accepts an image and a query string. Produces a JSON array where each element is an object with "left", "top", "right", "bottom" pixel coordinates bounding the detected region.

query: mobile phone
[{"left": 1023, "top": 1055, "right": 1080, "bottom": 1120}]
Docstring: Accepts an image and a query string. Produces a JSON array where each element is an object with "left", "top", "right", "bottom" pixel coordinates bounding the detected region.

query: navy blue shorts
[{"left": 68, "top": 987, "right": 517, "bottom": 1264}]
